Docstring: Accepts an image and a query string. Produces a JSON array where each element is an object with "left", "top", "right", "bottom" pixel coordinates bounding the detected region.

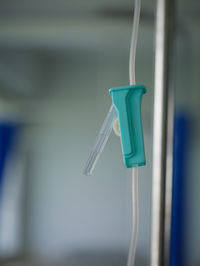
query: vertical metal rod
[{"left": 151, "top": 0, "right": 175, "bottom": 265}]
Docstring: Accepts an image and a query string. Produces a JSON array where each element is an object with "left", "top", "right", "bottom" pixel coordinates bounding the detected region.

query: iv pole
[{"left": 151, "top": 0, "right": 175, "bottom": 265}]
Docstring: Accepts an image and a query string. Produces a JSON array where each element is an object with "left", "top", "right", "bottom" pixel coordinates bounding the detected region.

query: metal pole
[{"left": 151, "top": 0, "right": 175, "bottom": 265}]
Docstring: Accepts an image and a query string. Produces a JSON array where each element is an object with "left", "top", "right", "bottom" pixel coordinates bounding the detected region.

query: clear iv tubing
[
  {"left": 128, "top": 0, "right": 141, "bottom": 264},
  {"left": 83, "top": 0, "right": 141, "bottom": 263},
  {"left": 128, "top": 168, "right": 139, "bottom": 266}
]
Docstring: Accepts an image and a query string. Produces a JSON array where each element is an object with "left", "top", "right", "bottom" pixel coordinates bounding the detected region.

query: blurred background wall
[{"left": 0, "top": 0, "right": 199, "bottom": 265}]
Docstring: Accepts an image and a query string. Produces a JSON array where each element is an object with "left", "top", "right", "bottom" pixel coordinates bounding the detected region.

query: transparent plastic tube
[
  {"left": 128, "top": 168, "right": 139, "bottom": 266},
  {"left": 128, "top": 0, "right": 141, "bottom": 265},
  {"left": 83, "top": 0, "right": 141, "bottom": 264},
  {"left": 129, "top": 0, "right": 141, "bottom": 85},
  {"left": 83, "top": 104, "right": 117, "bottom": 175}
]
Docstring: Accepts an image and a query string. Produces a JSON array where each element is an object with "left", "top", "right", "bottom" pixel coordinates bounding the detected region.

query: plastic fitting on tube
[
  {"left": 109, "top": 85, "right": 146, "bottom": 168},
  {"left": 83, "top": 105, "right": 117, "bottom": 176}
]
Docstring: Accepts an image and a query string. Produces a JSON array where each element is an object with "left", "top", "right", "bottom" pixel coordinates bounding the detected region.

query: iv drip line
[
  {"left": 83, "top": 0, "right": 142, "bottom": 265},
  {"left": 127, "top": 0, "right": 141, "bottom": 265}
]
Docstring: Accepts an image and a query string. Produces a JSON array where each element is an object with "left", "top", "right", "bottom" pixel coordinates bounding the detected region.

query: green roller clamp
[{"left": 109, "top": 85, "right": 146, "bottom": 168}]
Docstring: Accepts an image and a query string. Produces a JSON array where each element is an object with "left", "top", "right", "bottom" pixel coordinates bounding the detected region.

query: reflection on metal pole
[{"left": 151, "top": 0, "right": 175, "bottom": 265}]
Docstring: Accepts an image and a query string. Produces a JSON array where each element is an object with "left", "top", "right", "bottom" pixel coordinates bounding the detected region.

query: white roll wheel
[{"left": 113, "top": 118, "right": 120, "bottom": 137}]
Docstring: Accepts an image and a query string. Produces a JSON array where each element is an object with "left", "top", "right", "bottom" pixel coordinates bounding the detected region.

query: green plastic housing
[{"left": 109, "top": 85, "right": 146, "bottom": 168}]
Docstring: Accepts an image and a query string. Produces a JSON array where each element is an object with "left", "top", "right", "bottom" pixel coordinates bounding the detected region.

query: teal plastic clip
[{"left": 109, "top": 85, "right": 146, "bottom": 168}]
